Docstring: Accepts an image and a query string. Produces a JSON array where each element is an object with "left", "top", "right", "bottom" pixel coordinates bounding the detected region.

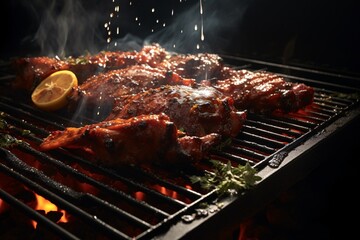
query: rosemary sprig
[
  {"left": 190, "top": 160, "right": 262, "bottom": 197},
  {"left": 0, "top": 133, "right": 22, "bottom": 148},
  {"left": 211, "top": 137, "right": 232, "bottom": 152},
  {"left": 0, "top": 117, "right": 25, "bottom": 148}
]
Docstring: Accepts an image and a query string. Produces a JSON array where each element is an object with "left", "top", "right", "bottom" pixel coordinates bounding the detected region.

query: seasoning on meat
[
  {"left": 201, "top": 68, "right": 314, "bottom": 113},
  {"left": 11, "top": 43, "right": 316, "bottom": 167},
  {"left": 10, "top": 43, "right": 167, "bottom": 92},
  {"left": 11, "top": 43, "right": 314, "bottom": 114},
  {"left": 68, "top": 64, "right": 195, "bottom": 118},
  {"left": 10, "top": 56, "right": 69, "bottom": 92},
  {"left": 108, "top": 85, "right": 247, "bottom": 138},
  {"left": 159, "top": 52, "right": 224, "bottom": 81},
  {"left": 39, "top": 113, "right": 221, "bottom": 167}
]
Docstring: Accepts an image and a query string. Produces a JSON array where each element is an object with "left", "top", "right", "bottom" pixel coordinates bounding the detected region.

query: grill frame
[
  {"left": 1, "top": 56, "right": 359, "bottom": 240},
  {"left": 156, "top": 56, "right": 360, "bottom": 239},
  {"left": 157, "top": 101, "right": 360, "bottom": 239}
]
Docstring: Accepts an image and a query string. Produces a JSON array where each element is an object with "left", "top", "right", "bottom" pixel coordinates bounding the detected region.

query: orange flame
[
  {"left": 32, "top": 194, "right": 68, "bottom": 228},
  {"left": 156, "top": 185, "right": 178, "bottom": 199}
]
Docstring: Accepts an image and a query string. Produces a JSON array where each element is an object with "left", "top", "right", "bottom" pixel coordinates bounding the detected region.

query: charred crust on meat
[
  {"left": 127, "top": 109, "right": 136, "bottom": 115},
  {"left": 195, "top": 102, "right": 212, "bottom": 112},
  {"left": 136, "top": 120, "right": 148, "bottom": 130},
  {"left": 82, "top": 128, "right": 90, "bottom": 136},
  {"left": 279, "top": 90, "right": 296, "bottom": 112},
  {"left": 164, "top": 122, "right": 177, "bottom": 143},
  {"left": 104, "top": 137, "right": 115, "bottom": 150},
  {"left": 220, "top": 99, "right": 232, "bottom": 114},
  {"left": 165, "top": 71, "right": 173, "bottom": 78},
  {"left": 168, "top": 98, "right": 178, "bottom": 104}
]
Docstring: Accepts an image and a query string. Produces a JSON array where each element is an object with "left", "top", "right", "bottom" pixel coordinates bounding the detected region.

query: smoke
[
  {"left": 145, "top": 0, "right": 250, "bottom": 53},
  {"left": 17, "top": 0, "right": 250, "bottom": 56},
  {"left": 100, "top": 0, "right": 250, "bottom": 54},
  {"left": 20, "top": 0, "right": 105, "bottom": 57}
]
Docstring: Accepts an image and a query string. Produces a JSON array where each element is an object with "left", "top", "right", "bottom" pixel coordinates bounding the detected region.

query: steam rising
[
  {"left": 23, "top": 0, "right": 105, "bottom": 57},
  {"left": 21, "top": 0, "right": 249, "bottom": 56},
  {"left": 144, "top": 0, "right": 250, "bottom": 53}
]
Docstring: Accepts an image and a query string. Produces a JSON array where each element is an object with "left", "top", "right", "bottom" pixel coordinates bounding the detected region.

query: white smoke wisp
[
  {"left": 24, "top": 0, "right": 105, "bottom": 57},
  {"left": 144, "top": 0, "right": 250, "bottom": 54},
  {"left": 21, "top": 0, "right": 250, "bottom": 56}
]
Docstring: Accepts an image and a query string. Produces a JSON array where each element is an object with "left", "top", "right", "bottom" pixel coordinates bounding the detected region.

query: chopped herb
[
  {"left": 190, "top": 160, "right": 262, "bottom": 197},
  {"left": 0, "top": 118, "right": 7, "bottom": 130},
  {"left": 21, "top": 129, "right": 32, "bottom": 136},
  {"left": 0, "top": 115, "right": 28, "bottom": 147},
  {"left": 178, "top": 127, "right": 185, "bottom": 132},
  {"left": 66, "top": 56, "right": 88, "bottom": 65},
  {"left": 0, "top": 133, "right": 22, "bottom": 148}
]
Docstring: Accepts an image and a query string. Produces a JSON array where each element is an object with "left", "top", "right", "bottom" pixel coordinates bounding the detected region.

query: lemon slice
[{"left": 31, "top": 70, "right": 78, "bottom": 111}]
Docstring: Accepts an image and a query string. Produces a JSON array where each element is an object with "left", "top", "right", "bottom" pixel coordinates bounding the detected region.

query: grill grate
[{"left": 1, "top": 58, "right": 359, "bottom": 239}]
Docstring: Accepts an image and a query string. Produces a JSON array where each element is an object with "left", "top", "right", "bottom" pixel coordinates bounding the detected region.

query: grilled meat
[
  {"left": 67, "top": 43, "right": 167, "bottom": 82},
  {"left": 39, "top": 114, "right": 221, "bottom": 167},
  {"left": 201, "top": 69, "right": 314, "bottom": 113},
  {"left": 10, "top": 57, "right": 69, "bottom": 92},
  {"left": 10, "top": 43, "right": 316, "bottom": 168},
  {"left": 158, "top": 53, "right": 313, "bottom": 113},
  {"left": 10, "top": 42, "right": 314, "bottom": 114},
  {"left": 69, "top": 64, "right": 195, "bottom": 118},
  {"left": 108, "top": 85, "right": 247, "bottom": 138},
  {"left": 160, "top": 53, "right": 224, "bottom": 81},
  {"left": 132, "top": 43, "right": 168, "bottom": 67},
  {"left": 10, "top": 44, "right": 168, "bottom": 92}
]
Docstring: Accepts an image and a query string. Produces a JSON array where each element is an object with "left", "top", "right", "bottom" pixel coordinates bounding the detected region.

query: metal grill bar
[
  {"left": 1, "top": 105, "right": 201, "bottom": 206},
  {"left": 245, "top": 119, "right": 302, "bottom": 138},
  {"left": 0, "top": 184, "right": 80, "bottom": 240},
  {"left": 0, "top": 102, "right": 212, "bottom": 238},
  {"left": 0, "top": 148, "right": 131, "bottom": 240},
  {"left": 232, "top": 138, "right": 277, "bottom": 154}
]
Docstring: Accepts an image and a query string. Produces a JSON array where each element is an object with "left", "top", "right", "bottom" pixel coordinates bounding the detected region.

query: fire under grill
[{"left": 1, "top": 57, "right": 359, "bottom": 240}]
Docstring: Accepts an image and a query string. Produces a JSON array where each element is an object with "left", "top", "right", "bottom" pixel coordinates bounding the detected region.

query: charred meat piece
[
  {"left": 10, "top": 44, "right": 168, "bottom": 92},
  {"left": 132, "top": 43, "right": 168, "bottom": 67},
  {"left": 201, "top": 69, "right": 314, "bottom": 113},
  {"left": 10, "top": 57, "right": 69, "bottom": 92},
  {"left": 66, "top": 50, "right": 139, "bottom": 84},
  {"left": 108, "top": 85, "right": 247, "bottom": 138},
  {"left": 67, "top": 43, "right": 168, "bottom": 82},
  {"left": 160, "top": 53, "right": 224, "bottom": 81},
  {"left": 40, "top": 114, "right": 221, "bottom": 167},
  {"left": 68, "top": 64, "right": 195, "bottom": 118}
]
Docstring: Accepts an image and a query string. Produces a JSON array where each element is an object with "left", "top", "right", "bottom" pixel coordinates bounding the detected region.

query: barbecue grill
[
  {"left": 1, "top": 55, "right": 359, "bottom": 239},
  {"left": 1, "top": 0, "right": 360, "bottom": 239}
]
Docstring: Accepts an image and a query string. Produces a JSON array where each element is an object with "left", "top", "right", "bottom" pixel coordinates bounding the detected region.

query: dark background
[{"left": 2, "top": 0, "right": 360, "bottom": 75}]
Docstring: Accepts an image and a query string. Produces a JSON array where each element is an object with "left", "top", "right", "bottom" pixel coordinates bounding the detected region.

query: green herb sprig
[
  {"left": 190, "top": 160, "right": 262, "bottom": 197},
  {"left": 0, "top": 134, "right": 22, "bottom": 148},
  {"left": 0, "top": 117, "right": 25, "bottom": 148}
]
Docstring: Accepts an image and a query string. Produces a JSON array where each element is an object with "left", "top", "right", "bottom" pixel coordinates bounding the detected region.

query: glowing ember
[
  {"left": 135, "top": 191, "right": 145, "bottom": 201},
  {"left": 32, "top": 194, "right": 68, "bottom": 228},
  {"left": 0, "top": 199, "right": 4, "bottom": 214},
  {"left": 185, "top": 184, "right": 193, "bottom": 190}
]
